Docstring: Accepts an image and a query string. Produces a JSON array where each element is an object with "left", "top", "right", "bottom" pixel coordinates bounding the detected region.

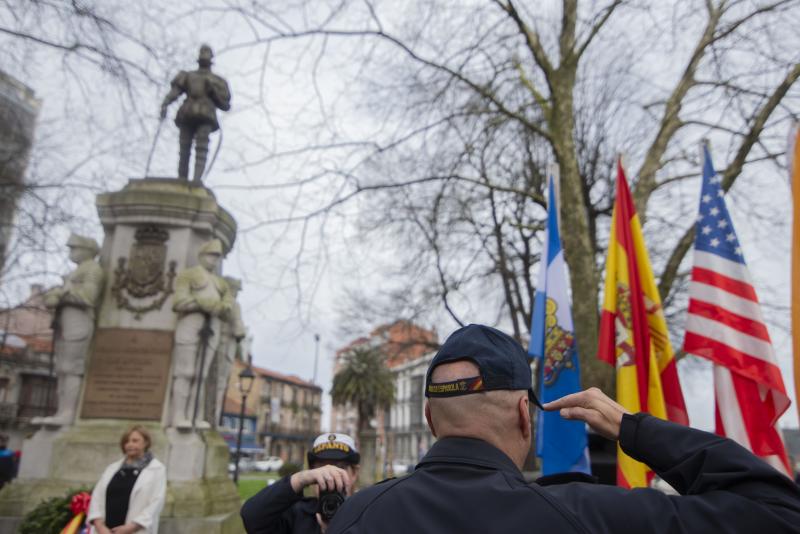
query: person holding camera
[{"left": 241, "top": 433, "right": 361, "bottom": 533}]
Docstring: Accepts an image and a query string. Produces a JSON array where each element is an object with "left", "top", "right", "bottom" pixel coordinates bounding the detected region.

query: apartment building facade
[
  {"left": 0, "top": 285, "right": 57, "bottom": 449},
  {"left": 222, "top": 359, "right": 323, "bottom": 466}
]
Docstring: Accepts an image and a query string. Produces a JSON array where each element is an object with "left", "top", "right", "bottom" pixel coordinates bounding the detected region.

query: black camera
[{"left": 317, "top": 490, "right": 346, "bottom": 521}]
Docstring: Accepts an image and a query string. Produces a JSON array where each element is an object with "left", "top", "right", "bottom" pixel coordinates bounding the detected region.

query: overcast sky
[{"left": 1, "top": 0, "right": 798, "bottom": 431}]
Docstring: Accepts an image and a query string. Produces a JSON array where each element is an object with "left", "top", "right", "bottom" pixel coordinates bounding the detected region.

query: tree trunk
[
  {"left": 356, "top": 428, "right": 378, "bottom": 488},
  {"left": 548, "top": 69, "right": 613, "bottom": 395}
]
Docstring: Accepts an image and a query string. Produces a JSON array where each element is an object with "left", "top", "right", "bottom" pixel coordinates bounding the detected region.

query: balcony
[{"left": 0, "top": 403, "right": 16, "bottom": 421}]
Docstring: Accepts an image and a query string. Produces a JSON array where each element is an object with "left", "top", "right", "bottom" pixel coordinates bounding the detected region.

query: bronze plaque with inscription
[{"left": 81, "top": 328, "right": 172, "bottom": 420}]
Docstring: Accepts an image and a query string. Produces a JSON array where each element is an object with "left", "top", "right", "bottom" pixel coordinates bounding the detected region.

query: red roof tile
[{"left": 251, "top": 364, "right": 321, "bottom": 390}]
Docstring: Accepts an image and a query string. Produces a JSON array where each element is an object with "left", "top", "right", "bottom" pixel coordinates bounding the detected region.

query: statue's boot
[
  {"left": 214, "top": 369, "right": 228, "bottom": 428},
  {"left": 193, "top": 381, "right": 211, "bottom": 429},
  {"left": 172, "top": 376, "right": 193, "bottom": 430},
  {"left": 178, "top": 127, "right": 192, "bottom": 180},
  {"left": 192, "top": 125, "right": 212, "bottom": 183}
]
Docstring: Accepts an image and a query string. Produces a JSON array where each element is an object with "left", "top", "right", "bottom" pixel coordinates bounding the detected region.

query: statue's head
[
  {"left": 198, "top": 44, "right": 214, "bottom": 68},
  {"left": 198, "top": 238, "right": 224, "bottom": 271},
  {"left": 66, "top": 233, "right": 99, "bottom": 264}
]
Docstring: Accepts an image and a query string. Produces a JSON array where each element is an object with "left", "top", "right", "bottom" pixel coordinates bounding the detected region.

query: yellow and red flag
[
  {"left": 60, "top": 491, "right": 90, "bottom": 534},
  {"left": 791, "top": 125, "right": 800, "bottom": 426},
  {"left": 598, "top": 159, "right": 689, "bottom": 488}
]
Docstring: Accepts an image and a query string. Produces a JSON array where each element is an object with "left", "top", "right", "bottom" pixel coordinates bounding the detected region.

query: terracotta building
[{"left": 221, "top": 359, "right": 322, "bottom": 466}]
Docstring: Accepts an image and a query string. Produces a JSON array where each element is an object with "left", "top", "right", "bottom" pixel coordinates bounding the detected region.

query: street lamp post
[
  {"left": 233, "top": 364, "right": 255, "bottom": 485},
  {"left": 312, "top": 333, "right": 320, "bottom": 384}
]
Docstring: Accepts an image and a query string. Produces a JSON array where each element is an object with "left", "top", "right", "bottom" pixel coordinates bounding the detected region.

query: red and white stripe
[{"left": 685, "top": 251, "right": 792, "bottom": 477}]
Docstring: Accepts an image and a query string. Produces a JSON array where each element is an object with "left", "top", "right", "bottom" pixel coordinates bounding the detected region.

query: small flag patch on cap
[{"left": 426, "top": 376, "right": 484, "bottom": 397}]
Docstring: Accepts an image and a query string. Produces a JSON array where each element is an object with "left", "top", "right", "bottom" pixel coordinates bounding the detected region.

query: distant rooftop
[{"left": 252, "top": 363, "right": 321, "bottom": 391}]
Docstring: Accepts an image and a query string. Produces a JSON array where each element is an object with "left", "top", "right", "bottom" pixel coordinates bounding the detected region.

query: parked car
[
  {"left": 391, "top": 461, "right": 413, "bottom": 476},
  {"left": 254, "top": 456, "right": 284, "bottom": 472},
  {"left": 228, "top": 457, "right": 256, "bottom": 475}
]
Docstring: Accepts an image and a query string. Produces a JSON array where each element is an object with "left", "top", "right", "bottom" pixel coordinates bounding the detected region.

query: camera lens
[{"left": 318, "top": 490, "right": 346, "bottom": 521}]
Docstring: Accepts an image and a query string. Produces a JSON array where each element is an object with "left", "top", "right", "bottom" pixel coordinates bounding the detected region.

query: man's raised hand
[{"left": 543, "top": 387, "right": 630, "bottom": 440}]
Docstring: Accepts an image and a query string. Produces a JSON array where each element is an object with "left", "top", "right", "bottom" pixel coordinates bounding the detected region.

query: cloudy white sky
[{"left": 1, "top": 0, "right": 798, "bottom": 431}]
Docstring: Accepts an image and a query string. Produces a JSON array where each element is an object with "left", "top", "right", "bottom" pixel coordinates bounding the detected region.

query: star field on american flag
[
  {"left": 694, "top": 157, "right": 744, "bottom": 263},
  {"left": 683, "top": 145, "right": 792, "bottom": 476}
]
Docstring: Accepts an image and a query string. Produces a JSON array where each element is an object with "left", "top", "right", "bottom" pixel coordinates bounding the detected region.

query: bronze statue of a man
[{"left": 160, "top": 44, "right": 231, "bottom": 183}]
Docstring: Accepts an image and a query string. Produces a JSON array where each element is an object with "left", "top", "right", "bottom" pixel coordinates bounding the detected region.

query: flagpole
[
  {"left": 789, "top": 123, "right": 800, "bottom": 426},
  {"left": 546, "top": 162, "right": 561, "bottom": 230}
]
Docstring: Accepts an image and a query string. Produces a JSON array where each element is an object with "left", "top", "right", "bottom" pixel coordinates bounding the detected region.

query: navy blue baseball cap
[{"left": 425, "top": 324, "right": 542, "bottom": 408}]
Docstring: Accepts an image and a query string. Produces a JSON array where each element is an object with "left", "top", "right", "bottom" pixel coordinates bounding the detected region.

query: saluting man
[{"left": 328, "top": 324, "right": 800, "bottom": 534}]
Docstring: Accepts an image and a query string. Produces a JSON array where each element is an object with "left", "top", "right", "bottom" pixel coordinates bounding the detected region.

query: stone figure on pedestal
[
  {"left": 37, "top": 234, "right": 104, "bottom": 426},
  {"left": 213, "top": 276, "right": 246, "bottom": 427},
  {"left": 171, "top": 238, "right": 232, "bottom": 430},
  {"left": 160, "top": 45, "right": 231, "bottom": 183}
]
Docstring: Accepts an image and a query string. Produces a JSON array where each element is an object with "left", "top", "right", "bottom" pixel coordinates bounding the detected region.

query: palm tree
[
  {"left": 332, "top": 345, "right": 395, "bottom": 432},
  {"left": 331, "top": 345, "right": 395, "bottom": 485}
]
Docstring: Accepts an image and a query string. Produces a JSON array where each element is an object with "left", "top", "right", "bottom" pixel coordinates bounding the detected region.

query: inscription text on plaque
[{"left": 81, "top": 328, "right": 172, "bottom": 420}]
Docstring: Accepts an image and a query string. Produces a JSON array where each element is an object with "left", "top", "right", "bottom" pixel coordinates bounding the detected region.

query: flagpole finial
[
  {"left": 546, "top": 161, "right": 559, "bottom": 180},
  {"left": 699, "top": 139, "right": 711, "bottom": 167}
]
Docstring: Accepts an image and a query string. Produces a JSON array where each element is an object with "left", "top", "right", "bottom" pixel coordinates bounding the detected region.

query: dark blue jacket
[
  {"left": 328, "top": 413, "right": 800, "bottom": 533},
  {"left": 241, "top": 476, "right": 320, "bottom": 534}
]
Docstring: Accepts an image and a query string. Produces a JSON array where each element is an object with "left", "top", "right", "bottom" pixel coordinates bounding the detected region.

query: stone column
[{"left": 1, "top": 178, "right": 242, "bottom": 534}]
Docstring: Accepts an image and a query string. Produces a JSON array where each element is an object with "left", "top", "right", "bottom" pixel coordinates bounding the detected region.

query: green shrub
[
  {"left": 278, "top": 462, "right": 302, "bottom": 478},
  {"left": 19, "top": 487, "right": 91, "bottom": 534}
]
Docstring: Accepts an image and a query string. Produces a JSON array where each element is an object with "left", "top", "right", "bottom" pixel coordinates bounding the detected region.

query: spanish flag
[
  {"left": 598, "top": 159, "right": 689, "bottom": 488},
  {"left": 791, "top": 125, "right": 800, "bottom": 426}
]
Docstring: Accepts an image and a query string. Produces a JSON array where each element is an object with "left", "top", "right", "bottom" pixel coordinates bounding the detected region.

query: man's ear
[
  {"left": 425, "top": 401, "right": 437, "bottom": 437},
  {"left": 518, "top": 396, "right": 531, "bottom": 440}
]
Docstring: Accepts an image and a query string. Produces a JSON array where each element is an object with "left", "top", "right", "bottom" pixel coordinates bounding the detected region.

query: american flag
[{"left": 683, "top": 145, "right": 792, "bottom": 477}]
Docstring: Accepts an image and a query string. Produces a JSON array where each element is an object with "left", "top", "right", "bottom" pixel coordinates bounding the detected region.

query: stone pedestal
[
  {"left": 0, "top": 178, "right": 244, "bottom": 533},
  {"left": 95, "top": 178, "right": 236, "bottom": 331}
]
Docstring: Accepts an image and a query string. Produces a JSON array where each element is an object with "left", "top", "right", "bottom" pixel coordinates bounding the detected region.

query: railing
[
  {"left": 0, "top": 402, "right": 16, "bottom": 421},
  {"left": 17, "top": 403, "right": 54, "bottom": 419}
]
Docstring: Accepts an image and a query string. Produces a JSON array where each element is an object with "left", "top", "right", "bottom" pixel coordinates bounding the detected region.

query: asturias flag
[
  {"left": 598, "top": 159, "right": 688, "bottom": 488},
  {"left": 530, "top": 176, "right": 590, "bottom": 476}
]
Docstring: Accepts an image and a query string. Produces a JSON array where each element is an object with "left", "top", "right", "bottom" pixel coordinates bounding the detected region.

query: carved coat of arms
[{"left": 112, "top": 225, "right": 177, "bottom": 318}]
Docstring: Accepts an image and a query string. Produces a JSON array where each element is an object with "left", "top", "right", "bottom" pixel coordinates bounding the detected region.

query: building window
[
  {"left": 0, "top": 377, "right": 9, "bottom": 403},
  {"left": 244, "top": 417, "right": 256, "bottom": 433},
  {"left": 18, "top": 374, "right": 56, "bottom": 418}
]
